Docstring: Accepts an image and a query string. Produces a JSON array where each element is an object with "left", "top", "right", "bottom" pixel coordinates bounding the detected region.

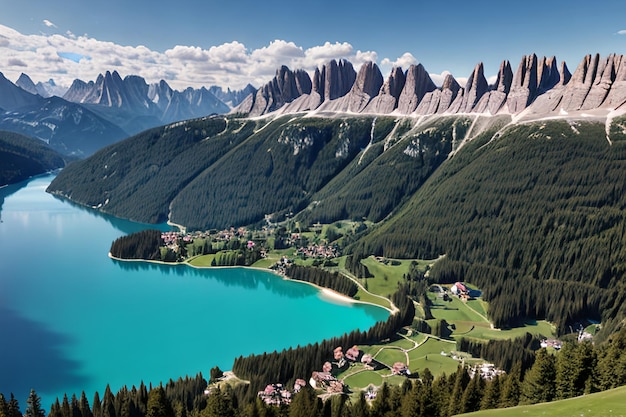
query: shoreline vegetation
[
  {"left": 102, "top": 222, "right": 626, "bottom": 416},
  {"left": 107, "top": 251, "right": 398, "bottom": 314}
]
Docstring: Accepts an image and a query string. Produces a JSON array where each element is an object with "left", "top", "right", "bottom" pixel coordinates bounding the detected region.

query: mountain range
[
  {"left": 234, "top": 53, "right": 626, "bottom": 120},
  {"left": 45, "top": 52, "right": 626, "bottom": 337},
  {"left": 0, "top": 71, "right": 253, "bottom": 157}
]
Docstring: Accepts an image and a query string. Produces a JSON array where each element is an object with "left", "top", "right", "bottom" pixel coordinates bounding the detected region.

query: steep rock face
[
  {"left": 437, "top": 74, "right": 462, "bottom": 114},
  {"left": 322, "top": 59, "right": 357, "bottom": 101},
  {"left": 559, "top": 54, "right": 599, "bottom": 111},
  {"left": 396, "top": 64, "right": 436, "bottom": 114},
  {"left": 239, "top": 53, "right": 626, "bottom": 117},
  {"left": 318, "top": 61, "right": 383, "bottom": 113},
  {"left": 0, "top": 72, "right": 41, "bottom": 110},
  {"left": 16, "top": 73, "right": 38, "bottom": 95},
  {"left": 63, "top": 70, "right": 153, "bottom": 111},
  {"left": 604, "top": 54, "right": 626, "bottom": 109},
  {"left": 507, "top": 55, "right": 539, "bottom": 113},
  {"left": 460, "top": 62, "right": 489, "bottom": 113},
  {"left": 581, "top": 53, "right": 623, "bottom": 110},
  {"left": 537, "top": 56, "right": 561, "bottom": 93},
  {"left": 208, "top": 84, "right": 257, "bottom": 108},
  {"left": 247, "top": 66, "right": 312, "bottom": 116},
  {"left": 474, "top": 60, "right": 513, "bottom": 114},
  {"left": 364, "top": 66, "right": 406, "bottom": 114}
]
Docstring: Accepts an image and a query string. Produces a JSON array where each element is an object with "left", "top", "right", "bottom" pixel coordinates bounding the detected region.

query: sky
[{"left": 1, "top": 0, "right": 626, "bottom": 91}]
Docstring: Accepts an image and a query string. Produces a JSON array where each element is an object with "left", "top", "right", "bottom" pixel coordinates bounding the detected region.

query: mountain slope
[
  {"left": 0, "top": 96, "right": 129, "bottom": 156},
  {"left": 352, "top": 117, "right": 626, "bottom": 336},
  {"left": 0, "top": 130, "right": 66, "bottom": 186}
]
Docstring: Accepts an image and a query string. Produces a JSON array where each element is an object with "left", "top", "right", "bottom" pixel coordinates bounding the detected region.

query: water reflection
[
  {"left": 49, "top": 194, "right": 172, "bottom": 235},
  {"left": 112, "top": 259, "right": 308, "bottom": 298},
  {"left": 0, "top": 305, "right": 89, "bottom": 398}
]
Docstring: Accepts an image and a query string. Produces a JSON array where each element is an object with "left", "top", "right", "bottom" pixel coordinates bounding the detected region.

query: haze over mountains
[{"left": 0, "top": 70, "right": 253, "bottom": 156}]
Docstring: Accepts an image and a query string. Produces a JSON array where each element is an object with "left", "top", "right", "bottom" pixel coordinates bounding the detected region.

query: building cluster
[
  {"left": 540, "top": 338, "right": 563, "bottom": 350},
  {"left": 297, "top": 243, "right": 339, "bottom": 259},
  {"left": 391, "top": 362, "right": 410, "bottom": 376},
  {"left": 257, "top": 380, "right": 307, "bottom": 406},
  {"left": 468, "top": 363, "right": 506, "bottom": 380}
]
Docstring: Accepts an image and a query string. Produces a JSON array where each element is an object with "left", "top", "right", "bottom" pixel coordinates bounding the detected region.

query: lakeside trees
[{"left": 2, "top": 329, "right": 626, "bottom": 417}]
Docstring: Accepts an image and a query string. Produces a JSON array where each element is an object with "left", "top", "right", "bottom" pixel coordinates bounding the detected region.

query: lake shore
[{"left": 108, "top": 252, "right": 395, "bottom": 314}]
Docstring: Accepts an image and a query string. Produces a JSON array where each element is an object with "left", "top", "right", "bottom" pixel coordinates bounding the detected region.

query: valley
[{"left": 5, "top": 51, "right": 626, "bottom": 416}]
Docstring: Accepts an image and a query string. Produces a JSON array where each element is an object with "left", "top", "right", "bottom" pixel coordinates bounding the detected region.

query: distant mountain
[
  {"left": 16, "top": 73, "right": 68, "bottom": 97},
  {"left": 0, "top": 72, "right": 41, "bottom": 110},
  {"left": 62, "top": 71, "right": 231, "bottom": 134},
  {"left": 208, "top": 84, "right": 257, "bottom": 108},
  {"left": 0, "top": 73, "right": 129, "bottom": 156},
  {"left": 0, "top": 130, "right": 66, "bottom": 186},
  {"left": 232, "top": 53, "right": 626, "bottom": 119}
]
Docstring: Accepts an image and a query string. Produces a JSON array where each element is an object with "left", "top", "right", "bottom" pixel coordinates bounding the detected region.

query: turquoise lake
[{"left": 0, "top": 174, "right": 389, "bottom": 409}]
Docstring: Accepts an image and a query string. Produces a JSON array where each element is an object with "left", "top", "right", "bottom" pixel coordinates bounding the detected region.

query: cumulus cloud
[
  {"left": 0, "top": 23, "right": 387, "bottom": 91},
  {"left": 381, "top": 52, "right": 418, "bottom": 68},
  {"left": 8, "top": 58, "right": 27, "bottom": 67},
  {"left": 43, "top": 20, "right": 57, "bottom": 28},
  {"left": 617, "top": 30, "right": 626, "bottom": 35}
]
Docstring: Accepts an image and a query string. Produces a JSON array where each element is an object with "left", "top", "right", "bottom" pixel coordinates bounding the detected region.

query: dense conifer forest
[
  {"left": 285, "top": 265, "right": 358, "bottom": 297},
  {"left": 43, "top": 112, "right": 626, "bottom": 415},
  {"left": 0, "top": 130, "right": 66, "bottom": 186},
  {"left": 4, "top": 329, "right": 625, "bottom": 417},
  {"left": 352, "top": 118, "right": 626, "bottom": 337}
]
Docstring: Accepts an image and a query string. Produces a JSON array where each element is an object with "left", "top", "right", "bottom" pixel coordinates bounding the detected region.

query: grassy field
[{"left": 459, "top": 385, "right": 626, "bottom": 417}]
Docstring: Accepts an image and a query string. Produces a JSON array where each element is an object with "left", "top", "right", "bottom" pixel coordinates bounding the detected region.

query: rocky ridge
[{"left": 232, "top": 53, "right": 626, "bottom": 119}]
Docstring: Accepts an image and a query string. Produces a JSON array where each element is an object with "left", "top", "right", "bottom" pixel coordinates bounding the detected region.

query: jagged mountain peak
[{"left": 238, "top": 53, "right": 626, "bottom": 119}]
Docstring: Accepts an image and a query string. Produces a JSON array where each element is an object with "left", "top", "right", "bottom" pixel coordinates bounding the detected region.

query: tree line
[
  {"left": 4, "top": 328, "right": 626, "bottom": 417},
  {"left": 285, "top": 265, "right": 358, "bottom": 297}
]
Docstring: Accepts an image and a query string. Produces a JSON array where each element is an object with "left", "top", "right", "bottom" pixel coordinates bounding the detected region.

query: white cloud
[
  {"left": 43, "top": 20, "right": 57, "bottom": 28},
  {"left": 617, "top": 29, "right": 626, "bottom": 35},
  {"left": 0, "top": 23, "right": 405, "bottom": 91},
  {"left": 429, "top": 71, "right": 451, "bottom": 87},
  {"left": 381, "top": 52, "right": 418, "bottom": 68}
]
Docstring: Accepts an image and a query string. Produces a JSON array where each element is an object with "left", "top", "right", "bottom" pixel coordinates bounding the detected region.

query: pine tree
[
  {"left": 102, "top": 386, "right": 116, "bottom": 417},
  {"left": 200, "top": 387, "right": 234, "bottom": 417},
  {"left": 92, "top": 393, "right": 101, "bottom": 417},
  {"left": 0, "top": 394, "right": 8, "bottom": 417},
  {"left": 146, "top": 386, "right": 174, "bottom": 417},
  {"left": 520, "top": 349, "right": 556, "bottom": 404},
  {"left": 61, "top": 395, "right": 71, "bottom": 417},
  {"left": 348, "top": 391, "right": 369, "bottom": 417},
  {"left": 480, "top": 375, "right": 501, "bottom": 410},
  {"left": 25, "top": 389, "right": 45, "bottom": 417},
  {"left": 7, "top": 393, "right": 22, "bottom": 417},
  {"left": 79, "top": 392, "right": 93, "bottom": 417},
  {"left": 499, "top": 362, "right": 521, "bottom": 408},
  {"left": 447, "top": 365, "right": 470, "bottom": 416},
  {"left": 288, "top": 386, "right": 320, "bottom": 417},
  {"left": 460, "top": 374, "right": 484, "bottom": 414},
  {"left": 48, "top": 399, "right": 62, "bottom": 417}
]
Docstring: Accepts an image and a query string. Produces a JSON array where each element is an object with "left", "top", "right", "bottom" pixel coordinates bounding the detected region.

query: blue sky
[{"left": 1, "top": 0, "right": 626, "bottom": 90}]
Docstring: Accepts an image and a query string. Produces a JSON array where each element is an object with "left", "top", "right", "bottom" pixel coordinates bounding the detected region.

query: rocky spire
[
  {"left": 396, "top": 64, "right": 436, "bottom": 114},
  {"left": 473, "top": 60, "right": 513, "bottom": 114},
  {"left": 559, "top": 54, "right": 599, "bottom": 110},
  {"left": 537, "top": 56, "right": 561, "bottom": 93},
  {"left": 507, "top": 54, "right": 539, "bottom": 113},
  {"left": 461, "top": 62, "right": 489, "bottom": 112},
  {"left": 247, "top": 66, "right": 312, "bottom": 116},
  {"left": 364, "top": 66, "right": 406, "bottom": 113}
]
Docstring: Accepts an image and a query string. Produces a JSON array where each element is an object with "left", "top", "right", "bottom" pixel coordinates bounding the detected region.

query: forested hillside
[
  {"left": 352, "top": 118, "right": 626, "bottom": 336},
  {"left": 0, "top": 130, "right": 66, "bottom": 186},
  {"left": 47, "top": 113, "right": 626, "bottom": 335},
  {"left": 49, "top": 114, "right": 478, "bottom": 229}
]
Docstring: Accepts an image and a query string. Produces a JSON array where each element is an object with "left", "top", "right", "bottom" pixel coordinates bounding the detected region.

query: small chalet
[{"left": 451, "top": 282, "right": 469, "bottom": 296}]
